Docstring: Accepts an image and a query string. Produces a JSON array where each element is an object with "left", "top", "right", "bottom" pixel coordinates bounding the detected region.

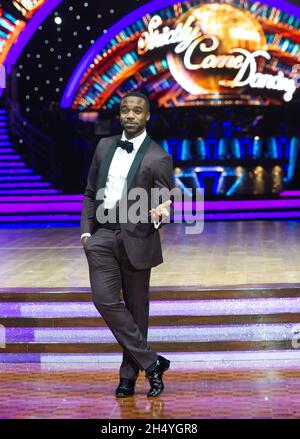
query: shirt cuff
[
  {"left": 153, "top": 219, "right": 162, "bottom": 229},
  {"left": 81, "top": 233, "right": 91, "bottom": 240}
]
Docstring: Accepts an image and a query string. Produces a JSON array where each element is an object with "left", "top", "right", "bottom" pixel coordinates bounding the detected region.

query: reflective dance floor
[
  {"left": 1, "top": 221, "right": 300, "bottom": 419},
  {"left": 1, "top": 361, "right": 300, "bottom": 419}
]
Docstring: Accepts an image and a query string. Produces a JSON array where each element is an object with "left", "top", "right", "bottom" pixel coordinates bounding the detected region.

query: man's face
[{"left": 120, "top": 96, "right": 150, "bottom": 138}]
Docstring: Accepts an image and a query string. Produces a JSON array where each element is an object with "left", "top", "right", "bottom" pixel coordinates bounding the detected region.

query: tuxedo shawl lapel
[
  {"left": 95, "top": 134, "right": 151, "bottom": 198},
  {"left": 95, "top": 136, "right": 121, "bottom": 197}
]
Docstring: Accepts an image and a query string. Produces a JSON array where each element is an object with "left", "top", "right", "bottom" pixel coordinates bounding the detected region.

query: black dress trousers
[{"left": 84, "top": 226, "right": 157, "bottom": 379}]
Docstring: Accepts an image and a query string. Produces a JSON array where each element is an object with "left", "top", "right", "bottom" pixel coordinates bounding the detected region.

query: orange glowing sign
[{"left": 138, "top": 3, "right": 299, "bottom": 102}]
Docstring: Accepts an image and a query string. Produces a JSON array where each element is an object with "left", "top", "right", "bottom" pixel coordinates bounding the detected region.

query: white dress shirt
[
  {"left": 81, "top": 130, "right": 161, "bottom": 240},
  {"left": 103, "top": 129, "right": 147, "bottom": 209}
]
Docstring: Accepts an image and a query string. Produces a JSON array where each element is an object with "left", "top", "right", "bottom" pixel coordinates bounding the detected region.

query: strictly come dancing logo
[{"left": 138, "top": 3, "right": 298, "bottom": 103}]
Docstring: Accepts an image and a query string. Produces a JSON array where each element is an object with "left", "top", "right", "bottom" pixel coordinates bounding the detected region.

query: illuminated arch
[{"left": 61, "top": 0, "right": 300, "bottom": 109}]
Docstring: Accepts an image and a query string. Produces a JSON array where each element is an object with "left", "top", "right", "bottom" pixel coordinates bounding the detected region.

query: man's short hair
[{"left": 121, "top": 91, "right": 150, "bottom": 112}]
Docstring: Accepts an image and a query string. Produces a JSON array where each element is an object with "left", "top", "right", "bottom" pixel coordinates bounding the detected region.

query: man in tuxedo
[{"left": 81, "top": 92, "right": 174, "bottom": 397}]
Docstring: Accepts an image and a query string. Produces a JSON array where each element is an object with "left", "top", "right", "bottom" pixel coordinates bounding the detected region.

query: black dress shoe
[
  {"left": 115, "top": 378, "right": 135, "bottom": 398},
  {"left": 146, "top": 355, "right": 170, "bottom": 397}
]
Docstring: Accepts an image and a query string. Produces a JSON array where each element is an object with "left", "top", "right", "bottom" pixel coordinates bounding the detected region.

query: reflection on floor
[{"left": 0, "top": 361, "right": 300, "bottom": 419}]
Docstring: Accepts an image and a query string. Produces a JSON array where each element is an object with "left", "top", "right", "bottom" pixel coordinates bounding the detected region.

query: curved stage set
[{"left": 1, "top": 0, "right": 300, "bottom": 422}]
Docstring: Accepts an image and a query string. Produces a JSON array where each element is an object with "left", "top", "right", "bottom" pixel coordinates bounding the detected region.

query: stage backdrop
[{"left": 61, "top": 0, "right": 300, "bottom": 110}]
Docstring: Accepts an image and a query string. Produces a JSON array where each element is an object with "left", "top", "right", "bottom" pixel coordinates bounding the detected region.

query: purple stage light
[
  {"left": 3, "top": 324, "right": 298, "bottom": 343},
  {"left": 0, "top": 195, "right": 299, "bottom": 221},
  {"left": 205, "top": 199, "right": 300, "bottom": 210},
  {"left": 0, "top": 175, "right": 42, "bottom": 181},
  {"left": 0, "top": 182, "right": 51, "bottom": 188},
  {"left": 0, "top": 189, "right": 60, "bottom": 195},
  {"left": 0, "top": 202, "right": 82, "bottom": 213},
  {"left": 0, "top": 162, "right": 25, "bottom": 167},
  {"left": 173, "top": 199, "right": 300, "bottom": 211},
  {"left": 0, "top": 155, "right": 21, "bottom": 160},
  {"left": 2, "top": 351, "right": 300, "bottom": 364},
  {"left": 1, "top": 298, "right": 300, "bottom": 318},
  {"left": 0, "top": 354, "right": 42, "bottom": 363},
  {"left": 0, "top": 169, "right": 33, "bottom": 174},
  {"left": 1, "top": 198, "right": 300, "bottom": 214},
  {"left": 194, "top": 211, "right": 300, "bottom": 220},
  {"left": 0, "top": 214, "right": 81, "bottom": 222},
  {"left": 280, "top": 191, "right": 300, "bottom": 197},
  {"left": 0, "top": 194, "right": 82, "bottom": 202}
]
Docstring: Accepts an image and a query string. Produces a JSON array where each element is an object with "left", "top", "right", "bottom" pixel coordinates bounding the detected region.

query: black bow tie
[{"left": 116, "top": 139, "right": 134, "bottom": 154}]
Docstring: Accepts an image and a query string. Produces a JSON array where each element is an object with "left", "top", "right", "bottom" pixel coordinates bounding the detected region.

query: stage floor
[
  {"left": 0, "top": 361, "right": 300, "bottom": 419},
  {"left": 0, "top": 221, "right": 300, "bottom": 289},
  {"left": 1, "top": 221, "right": 300, "bottom": 419}
]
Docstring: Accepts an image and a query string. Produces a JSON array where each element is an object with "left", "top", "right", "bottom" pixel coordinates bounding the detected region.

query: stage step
[
  {"left": 0, "top": 109, "right": 62, "bottom": 204},
  {"left": 0, "top": 169, "right": 34, "bottom": 174},
  {"left": 2, "top": 194, "right": 300, "bottom": 224},
  {"left": 0, "top": 149, "right": 14, "bottom": 153},
  {"left": 0, "top": 162, "right": 25, "bottom": 167},
  {"left": 0, "top": 213, "right": 78, "bottom": 223},
  {"left": 0, "top": 340, "right": 294, "bottom": 354},
  {"left": 0, "top": 340, "right": 291, "bottom": 363},
  {"left": 1, "top": 313, "right": 300, "bottom": 327},
  {"left": 0, "top": 189, "right": 61, "bottom": 195},
  {"left": 0, "top": 286, "right": 300, "bottom": 301},
  {"left": 0, "top": 182, "right": 52, "bottom": 188},
  {"left": 0, "top": 287, "right": 299, "bottom": 360},
  {"left": 0, "top": 155, "right": 21, "bottom": 160},
  {"left": 0, "top": 176, "right": 43, "bottom": 182}
]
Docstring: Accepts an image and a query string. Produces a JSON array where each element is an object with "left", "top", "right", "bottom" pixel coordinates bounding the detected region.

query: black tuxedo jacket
[{"left": 80, "top": 134, "right": 174, "bottom": 269}]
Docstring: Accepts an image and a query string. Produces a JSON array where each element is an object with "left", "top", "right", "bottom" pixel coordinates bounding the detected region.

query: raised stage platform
[{"left": 1, "top": 222, "right": 300, "bottom": 418}]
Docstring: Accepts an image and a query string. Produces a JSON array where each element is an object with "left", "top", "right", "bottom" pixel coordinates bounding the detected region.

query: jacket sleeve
[
  {"left": 152, "top": 154, "right": 174, "bottom": 229},
  {"left": 80, "top": 140, "right": 102, "bottom": 235}
]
